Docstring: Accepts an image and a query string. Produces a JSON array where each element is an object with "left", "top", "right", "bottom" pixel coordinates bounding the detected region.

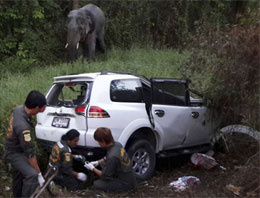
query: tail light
[
  {"left": 75, "top": 105, "right": 86, "bottom": 116},
  {"left": 87, "top": 106, "right": 110, "bottom": 118}
]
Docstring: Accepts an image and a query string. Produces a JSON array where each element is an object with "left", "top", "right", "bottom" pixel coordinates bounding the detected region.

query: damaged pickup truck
[{"left": 36, "top": 71, "right": 217, "bottom": 181}]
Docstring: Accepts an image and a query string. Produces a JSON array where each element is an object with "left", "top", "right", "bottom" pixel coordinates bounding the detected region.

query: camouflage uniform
[
  {"left": 93, "top": 142, "right": 136, "bottom": 193},
  {"left": 4, "top": 105, "right": 38, "bottom": 198},
  {"left": 49, "top": 140, "right": 84, "bottom": 191}
]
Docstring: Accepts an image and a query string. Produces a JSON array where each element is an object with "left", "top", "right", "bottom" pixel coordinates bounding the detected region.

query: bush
[
  {"left": 180, "top": 18, "right": 260, "bottom": 130},
  {"left": 0, "top": 0, "right": 67, "bottom": 75}
]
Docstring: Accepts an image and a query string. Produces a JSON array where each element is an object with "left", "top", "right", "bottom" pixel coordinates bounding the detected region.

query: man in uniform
[
  {"left": 4, "top": 90, "right": 47, "bottom": 198},
  {"left": 84, "top": 127, "right": 136, "bottom": 193}
]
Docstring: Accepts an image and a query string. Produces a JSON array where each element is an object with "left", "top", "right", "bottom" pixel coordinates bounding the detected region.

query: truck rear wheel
[{"left": 127, "top": 139, "right": 156, "bottom": 182}]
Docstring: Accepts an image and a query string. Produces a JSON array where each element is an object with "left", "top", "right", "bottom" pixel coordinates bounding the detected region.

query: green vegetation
[
  {"left": 0, "top": 0, "right": 66, "bottom": 72},
  {"left": 1, "top": 0, "right": 258, "bottom": 73},
  {"left": 180, "top": 21, "right": 260, "bottom": 130}
]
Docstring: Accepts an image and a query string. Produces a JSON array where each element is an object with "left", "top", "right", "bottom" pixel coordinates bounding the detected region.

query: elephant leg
[
  {"left": 78, "top": 46, "right": 83, "bottom": 59},
  {"left": 87, "top": 34, "right": 96, "bottom": 59},
  {"left": 97, "top": 28, "right": 106, "bottom": 53}
]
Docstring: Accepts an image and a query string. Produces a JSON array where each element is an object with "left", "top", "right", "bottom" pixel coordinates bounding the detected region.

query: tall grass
[{"left": 0, "top": 47, "right": 189, "bottom": 149}]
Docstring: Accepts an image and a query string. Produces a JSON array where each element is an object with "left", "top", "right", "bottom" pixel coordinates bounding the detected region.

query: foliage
[
  {"left": 0, "top": 0, "right": 67, "bottom": 73},
  {"left": 1, "top": 0, "right": 257, "bottom": 74},
  {"left": 179, "top": 13, "right": 260, "bottom": 130}
]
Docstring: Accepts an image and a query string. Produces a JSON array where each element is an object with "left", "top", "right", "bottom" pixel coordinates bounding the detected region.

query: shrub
[{"left": 180, "top": 19, "right": 260, "bottom": 130}]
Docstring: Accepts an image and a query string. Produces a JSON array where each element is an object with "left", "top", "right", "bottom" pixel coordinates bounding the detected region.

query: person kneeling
[
  {"left": 48, "top": 129, "right": 87, "bottom": 191},
  {"left": 84, "top": 127, "right": 136, "bottom": 193}
]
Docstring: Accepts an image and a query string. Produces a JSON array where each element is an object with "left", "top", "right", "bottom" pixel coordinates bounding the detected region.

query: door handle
[
  {"left": 191, "top": 111, "right": 199, "bottom": 119},
  {"left": 155, "top": 110, "right": 165, "bottom": 117}
]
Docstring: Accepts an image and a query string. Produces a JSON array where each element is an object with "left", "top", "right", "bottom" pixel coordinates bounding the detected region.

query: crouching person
[
  {"left": 48, "top": 129, "right": 87, "bottom": 191},
  {"left": 84, "top": 127, "right": 136, "bottom": 193}
]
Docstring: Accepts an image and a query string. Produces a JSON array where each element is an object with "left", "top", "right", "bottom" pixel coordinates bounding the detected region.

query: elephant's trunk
[
  {"left": 67, "top": 43, "right": 78, "bottom": 62},
  {"left": 66, "top": 26, "right": 81, "bottom": 62}
]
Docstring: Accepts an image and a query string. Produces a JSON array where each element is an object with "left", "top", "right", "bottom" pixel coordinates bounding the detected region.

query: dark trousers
[
  {"left": 5, "top": 152, "right": 38, "bottom": 198},
  {"left": 54, "top": 174, "right": 85, "bottom": 191}
]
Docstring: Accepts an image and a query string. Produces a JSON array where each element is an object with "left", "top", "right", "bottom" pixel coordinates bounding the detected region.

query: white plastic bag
[{"left": 169, "top": 176, "right": 200, "bottom": 192}]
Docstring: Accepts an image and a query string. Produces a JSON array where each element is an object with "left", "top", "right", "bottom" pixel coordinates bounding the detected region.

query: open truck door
[{"left": 151, "top": 78, "right": 211, "bottom": 150}]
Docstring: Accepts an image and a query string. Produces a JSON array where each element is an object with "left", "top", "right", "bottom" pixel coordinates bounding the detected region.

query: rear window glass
[
  {"left": 47, "top": 82, "right": 90, "bottom": 107},
  {"left": 110, "top": 79, "right": 143, "bottom": 103}
]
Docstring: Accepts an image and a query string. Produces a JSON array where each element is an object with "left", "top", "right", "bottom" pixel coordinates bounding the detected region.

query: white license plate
[{"left": 52, "top": 117, "right": 70, "bottom": 128}]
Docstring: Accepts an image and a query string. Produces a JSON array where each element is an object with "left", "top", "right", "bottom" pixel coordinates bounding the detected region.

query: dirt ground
[{"left": 0, "top": 133, "right": 259, "bottom": 198}]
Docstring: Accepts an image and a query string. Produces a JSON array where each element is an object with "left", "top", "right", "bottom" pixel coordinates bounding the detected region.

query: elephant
[{"left": 65, "top": 4, "right": 105, "bottom": 62}]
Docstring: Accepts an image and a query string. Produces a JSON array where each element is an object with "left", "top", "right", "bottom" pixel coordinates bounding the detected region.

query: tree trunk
[{"left": 71, "top": 0, "right": 79, "bottom": 10}]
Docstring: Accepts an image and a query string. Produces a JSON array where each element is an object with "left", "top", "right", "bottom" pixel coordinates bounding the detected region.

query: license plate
[{"left": 52, "top": 117, "right": 70, "bottom": 128}]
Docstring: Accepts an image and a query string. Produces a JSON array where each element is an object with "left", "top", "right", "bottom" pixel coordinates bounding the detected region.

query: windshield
[{"left": 46, "top": 82, "right": 91, "bottom": 107}]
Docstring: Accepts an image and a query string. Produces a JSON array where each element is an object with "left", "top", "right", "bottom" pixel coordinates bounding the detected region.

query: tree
[{"left": 71, "top": 0, "right": 79, "bottom": 10}]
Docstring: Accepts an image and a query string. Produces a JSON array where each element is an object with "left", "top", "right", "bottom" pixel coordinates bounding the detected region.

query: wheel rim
[{"left": 132, "top": 148, "right": 150, "bottom": 176}]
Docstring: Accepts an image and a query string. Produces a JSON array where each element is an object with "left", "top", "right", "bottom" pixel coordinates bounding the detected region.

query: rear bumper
[
  {"left": 37, "top": 138, "right": 55, "bottom": 152},
  {"left": 36, "top": 138, "right": 106, "bottom": 161}
]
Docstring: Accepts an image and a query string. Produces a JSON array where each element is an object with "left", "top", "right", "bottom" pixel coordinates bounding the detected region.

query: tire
[
  {"left": 126, "top": 139, "right": 156, "bottom": 182},
  {"left": 222, "top": 132, "right": 259, "bottom": 156}
]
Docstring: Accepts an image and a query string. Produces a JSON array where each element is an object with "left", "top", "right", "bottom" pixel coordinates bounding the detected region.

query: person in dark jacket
[
  {"left": 84, "top": 127, "right": 136, "bottom": 193},
  {"left": 4, "top": 90, "right": 47, "bottom": 198},
  {"left": 48, "top": 129, "right": 87, "bottom": 191}
]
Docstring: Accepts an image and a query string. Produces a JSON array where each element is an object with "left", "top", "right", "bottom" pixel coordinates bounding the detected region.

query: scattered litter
[
  {"left": 226, "top": 184, "right": 242, "bottom": 195},
  {"left": 169, "top": 176, "right": 200, "bottom": 192},
  {"left": 190, "top": 153, "right": 218, "bottom": 169},
  {"left": 219, "top": 165, "right": 226, "bottom": 171}
]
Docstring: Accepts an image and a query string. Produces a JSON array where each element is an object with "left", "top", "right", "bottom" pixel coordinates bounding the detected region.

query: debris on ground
[
  {"left": 226, "top": 184, "right": 243, "bottom": 196},
  {"left": 190, "top": 153, "right": 218, "bottom": 169},
  {"left": 0, "top": 133, "right": 258, "bottom": 197},
  {"left": 169, "top": 176, "right": 200, "bottom": 192}
]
